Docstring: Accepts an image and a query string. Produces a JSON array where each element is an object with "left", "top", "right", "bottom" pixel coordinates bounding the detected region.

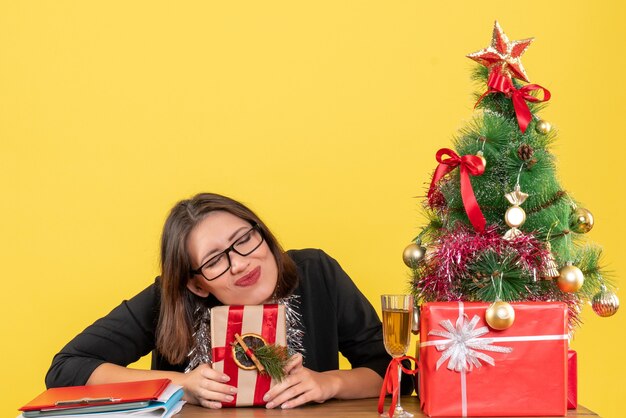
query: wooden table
[{"left": 175, "top": 396, "right": 598, "bottom": 417}]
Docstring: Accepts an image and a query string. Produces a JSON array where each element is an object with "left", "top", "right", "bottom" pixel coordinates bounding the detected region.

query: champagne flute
[{"left": 381, "top": 294, "right": 413, "bottom": 418}]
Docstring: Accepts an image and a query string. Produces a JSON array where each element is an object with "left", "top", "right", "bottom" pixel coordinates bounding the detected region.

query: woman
[{"left": 46, "top": 193, "right": 412, "bottom": 409}]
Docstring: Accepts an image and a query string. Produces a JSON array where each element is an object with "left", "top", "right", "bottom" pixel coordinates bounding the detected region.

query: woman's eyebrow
[
  {"left": 202, "top": 225, "right": 250, "bottom": 261},
  {"left": 228, "top": 225, "right": 250, "bottom": 241}
]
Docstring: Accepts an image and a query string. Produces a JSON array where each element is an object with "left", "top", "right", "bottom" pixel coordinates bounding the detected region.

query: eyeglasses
[{"left": 190, "top": 224, "right": 265, "bottom": 281}]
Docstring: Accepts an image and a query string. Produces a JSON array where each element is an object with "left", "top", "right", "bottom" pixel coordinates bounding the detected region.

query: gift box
[
  {"left": 211, "top": 304, "right": 286, "bottom": 407},
  {"left": 419, "top": 302, "right": 568, "bottom": 417},
  {"left": 567, "top": 350, "right": 577, "bottom": 409}
]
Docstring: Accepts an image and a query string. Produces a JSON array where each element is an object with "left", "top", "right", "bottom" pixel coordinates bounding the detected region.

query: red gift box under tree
[{"left": 419, "top": 301, "right": 568, "bottom": 417}]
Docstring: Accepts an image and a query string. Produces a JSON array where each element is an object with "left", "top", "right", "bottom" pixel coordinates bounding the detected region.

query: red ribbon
[
  {"left": 254, "top": 305, "right": 278, "bottom": 405},
  {"left": 222, "top": 306, "right": 244, "bottom": 406},
  {"left": 377, "top": 356, "right": 418, "bottom": 418},
  {"left": 427, "top": 148, "right": 486, "bottom": 232},
  {"left": 477, "top": 69, "right": 551, "bottom": 133}
]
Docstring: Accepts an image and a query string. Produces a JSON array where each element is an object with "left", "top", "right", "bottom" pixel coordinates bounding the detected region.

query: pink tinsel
[
  {"left": 416, "top": 224, "right": 551, "bottom": 300},
  {"left": 414, "top": 224, "right": 582, "bottom": 328}
]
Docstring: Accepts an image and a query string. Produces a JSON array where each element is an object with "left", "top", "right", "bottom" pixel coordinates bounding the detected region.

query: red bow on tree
[
  {"left": 427, "top": 148, "right": 486, "bottom": 233},
  {"left": 478, "top": 68, "right": 551, "bottom": 133}
]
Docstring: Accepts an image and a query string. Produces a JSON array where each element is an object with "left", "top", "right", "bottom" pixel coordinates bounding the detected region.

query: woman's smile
[{"left": 234, "top": 266, "right": 261, "bottom": 287}]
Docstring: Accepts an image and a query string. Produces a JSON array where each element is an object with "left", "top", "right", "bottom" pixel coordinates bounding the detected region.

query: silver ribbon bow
[{"left": 428, "top": 314, "right": 513, "bottom": 372}]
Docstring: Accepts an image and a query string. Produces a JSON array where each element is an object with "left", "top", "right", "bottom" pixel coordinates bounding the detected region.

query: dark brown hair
[{"left": 156, "top": 193, "right": 298, "bottom": 365}]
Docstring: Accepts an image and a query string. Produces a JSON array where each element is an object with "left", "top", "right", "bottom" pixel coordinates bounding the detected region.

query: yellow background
[{"left": 1, "top": 1, "right": 624, "bottom": 417}]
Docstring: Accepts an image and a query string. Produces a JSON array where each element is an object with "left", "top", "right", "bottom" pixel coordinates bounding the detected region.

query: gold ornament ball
[
  {"left": 476, "top": 151, "right": 487, "bottom": 169},
  {"left": 505, "top": 206, "right": 526, "bottom": 228},
  {"left": 570, "top": 207, "right": 594, "bottom": 234},
  {"left": 592, "top": 288, "right": 620, "bottom": 317},
  {"left": 403, "top": 243, "right": 426, "bottom": 268},
  {"left": 485, "top": 301, "right": 515, "bottom": 330},
  {"left": 411, "top": 306, "right": 421, "bottom": 335},
  {"left": 535, "top": 119, "right": 552, "bottom": 135},
  {"left": 557, "top": 265, "right": 585, "bottom": 293}
]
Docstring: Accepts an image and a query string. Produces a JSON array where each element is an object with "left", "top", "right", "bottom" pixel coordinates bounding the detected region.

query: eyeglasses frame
[{"left": 189, "top": 223, "right": 264, "bottom": 281}]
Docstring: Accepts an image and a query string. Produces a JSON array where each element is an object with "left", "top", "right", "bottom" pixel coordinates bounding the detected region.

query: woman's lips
[{"left": 235, "top": 266, "right": 261, "bottom": 287}]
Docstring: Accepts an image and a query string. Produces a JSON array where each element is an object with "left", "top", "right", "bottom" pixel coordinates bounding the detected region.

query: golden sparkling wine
[{"left": 382, "top": 308, "right": 411, "bottom": 357}]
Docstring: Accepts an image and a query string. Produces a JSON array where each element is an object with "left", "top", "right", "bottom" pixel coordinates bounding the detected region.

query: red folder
[{"left": 20, "top": 379, "right": 171, "bottom": 412}]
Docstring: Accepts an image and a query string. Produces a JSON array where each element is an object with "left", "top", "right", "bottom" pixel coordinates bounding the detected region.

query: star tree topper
[{"left": 467, "top": 21, "right": 533, "bottom": 82}]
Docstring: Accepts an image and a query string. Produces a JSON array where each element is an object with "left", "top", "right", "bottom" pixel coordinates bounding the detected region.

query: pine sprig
[
  {"left": 464, "top": 249, "right": 538, "bottom": 301},
  {"left": 233, "top": 344, "right": 289, "bottom": 382},
  {"left": 571, "top": 244, "right": 616, "bottom": 299}
]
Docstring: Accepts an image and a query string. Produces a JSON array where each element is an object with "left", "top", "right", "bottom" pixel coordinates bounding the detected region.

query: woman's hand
[
  {"left": 86, "top": 362, "right": 241, "bottom": 410},
  {"left": 263, "top": 354, "right": 339, "bottom": 409},
  {"left": 181, "top": 363, "right": 238, "bottom": 409}
]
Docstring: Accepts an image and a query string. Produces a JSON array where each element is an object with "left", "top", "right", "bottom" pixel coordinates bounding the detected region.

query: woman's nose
[{"left": 229, "top": 252, "right": 249, "bottom": 273}]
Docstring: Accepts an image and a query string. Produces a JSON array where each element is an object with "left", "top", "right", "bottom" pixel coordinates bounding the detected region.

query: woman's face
[{"left": 186, "top": 210, "right": 279, "bottom": 305}]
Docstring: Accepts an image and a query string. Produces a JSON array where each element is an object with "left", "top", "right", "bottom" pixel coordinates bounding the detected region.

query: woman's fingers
[
  {"left": 196, "top": 386, "right": 236, "bottom": 403},
  {"left": 280, "top": 391, "right": 315, "bottom": 409},
  {"left": 265, "top": 367, "right": 318, "bottom": 409},
  {"left": 184, "top": 364, "right": 237, "bottom": 407},
  {"left": 284, "top": 353, "right": 303, "bottom": 374},
  {"left": 265, "top": 382, "right": 303, "bottom": 409},
  {"left": 263, "top": 373, "right": 299, "bottom": 407},
  {"left": 263, "top": 354, "right": 303, "bottom": 405},
  {"left": 198, "top": 363, "right": 231, "bottom": 383},
  {"left": 198, "top": 399, "right": 224, "bottom": 409},
  {"left": 265, "top": 367, "right": 336, "bottom": 409}
]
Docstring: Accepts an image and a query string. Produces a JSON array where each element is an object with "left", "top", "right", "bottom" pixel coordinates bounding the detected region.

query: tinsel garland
[
  {"left": 185, "top": 295, "right": 305, "bottom": 373},
  {"left": 186, "top": 305, "right": 212, "bottom": 372},
  {"left": 412, "top": 224, "right": 582, "bottom": 330},
  {"left": 281, "top": 295, "right": 306, "bottom": 357},
  {"left": 414, "top": 225, "right": 549, "bottom": 297}
]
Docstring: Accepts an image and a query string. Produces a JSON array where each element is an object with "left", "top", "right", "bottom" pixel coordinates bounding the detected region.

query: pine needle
[{"left": 233, "top": 344, "right": 289, "bottom": 381}]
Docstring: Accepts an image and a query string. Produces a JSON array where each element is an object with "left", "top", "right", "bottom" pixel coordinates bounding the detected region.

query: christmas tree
[{"left": 405, "top": 22, "right": 619, "bottom": 331}]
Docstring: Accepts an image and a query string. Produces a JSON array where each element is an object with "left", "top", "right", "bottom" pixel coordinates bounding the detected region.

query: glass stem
[{"left": 396, "top": 363, "right": 403, "bottom": 411}]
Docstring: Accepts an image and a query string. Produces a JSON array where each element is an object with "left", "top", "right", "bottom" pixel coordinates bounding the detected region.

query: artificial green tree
[{"left": 405, "top": 22, "right": 619, "bottom": 329}]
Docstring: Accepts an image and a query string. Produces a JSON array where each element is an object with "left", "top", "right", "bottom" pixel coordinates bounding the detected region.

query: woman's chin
[{"left": 222, "top": 289, "right": 274, "bottom": 306}]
